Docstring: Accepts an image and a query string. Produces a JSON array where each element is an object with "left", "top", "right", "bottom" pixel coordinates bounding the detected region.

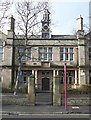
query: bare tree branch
[
  {"left": 13, "top": 0, "right": 49, "bottom": 95},
  {"left": 0, "top": 0, "right": 12, "bottom": 29},
  {"left": 15, "top": 0, "right": 47, "bottom": 37}
]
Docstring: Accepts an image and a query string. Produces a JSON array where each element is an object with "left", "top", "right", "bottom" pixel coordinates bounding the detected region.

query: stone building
[{"left": 0, "top": 9, "right": 90, "bottom": 91}]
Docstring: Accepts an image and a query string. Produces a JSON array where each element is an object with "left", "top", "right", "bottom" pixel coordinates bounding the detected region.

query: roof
[
  {"left": 0, "top": 31, "right": 7, "bottom": 42},
  {"left": 51, "top": 35, "right": 77, "bottom": 39}
]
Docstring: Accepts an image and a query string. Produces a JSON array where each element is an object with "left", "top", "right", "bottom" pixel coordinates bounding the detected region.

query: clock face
[{"left": 43, "top": 24, "right": 49, "bottom": 31}]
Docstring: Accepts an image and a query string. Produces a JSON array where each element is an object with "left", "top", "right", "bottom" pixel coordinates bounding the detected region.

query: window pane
[
  {"left": 39, "top": 53, "right": 42, "bottom": 60},
  {"left": 48, "top": 48, "right": 52, "bottom": 60},
  {"left": 27, "top": 48, "right": 31, "bottom": 60},
  {"left": 89, "top": 48, "right": 91, "bottom": 52},
  {"left": 65, "top": 54, "right": 68, "bottom": 60},
  {"left": 48, "top": 48, "right": 52, "bottom": 53},
  {"left": 70, "top": 48, "right": 73, "bottom": 53},
  {"left": 70, "top": 48, "right": 73, "bottom": 61},
  {"left": 60, "top": 54, "right": 63, "bottom": 60},
  {"left": 48, "top": 53, "right": 52, "bottom": 60},
  {"left": 39, "top": 48, "right": 42, "bottom": 60},
  {"left": 44, "top": 48, "right": 47, "bottom": 53},
  {"left": 65, "top": 48, "right": 68, "bottom": 53},
  {"left": 65, "top": 48, "right": 68, "bottom": 60},
  {"left": 44, "top": 48, "right": 47, "bottom": 60},
  {"left": 70, "top": 53, "right": 73, "bottom": 61},
  {"left": 39, "top": 47, "right": 42, "bottom": 53},
  {"left": 69, "top": 77, "right": 72, "bottom": 84},
  {"left": 60, "top": 48, "right": 63, "bottom": 52},
  {"left": 19, "top": 48, "right": 23, "bottom": 52},
  {"left": 44, "top": 53, "right": 47, "bottom": 60},
  {"left": 60, "top": 77, "right": 63, "bottom": 84},
  {"left": 0, "top": 69, "right": 1, "bottom": 82},
  {"left": 19, "top": 48, "right": 26, "bottom": 61},
  {"left": 89, "top": 77, "right": 91, "bottom": 84},
  {"left": 0, "top": 54, "right": 2, "bottom": 60},
  {"left": 60, "top": 48, "right": 64, "bottom": 60},
  {"left": 89, "top": 48, "right": 91, "bottom": 60},
  {"left": 89, "top": 54, "right": 91, "bottom": 60},
  {"left": 0, "top": 47, "right": 2, "bottom": 52},
  {"left": 0, "top": 47, "right": 3, "bottom": 60}
]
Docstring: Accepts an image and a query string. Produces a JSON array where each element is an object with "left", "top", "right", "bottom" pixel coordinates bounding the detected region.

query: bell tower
[{"left": 41, "top": 9, "right": 50, "bottom": 39}]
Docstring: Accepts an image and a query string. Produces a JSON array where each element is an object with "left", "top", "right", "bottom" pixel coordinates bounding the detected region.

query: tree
[
  {"left": 14, "top": 0, "right": 49, "bottom": 95},
  {"left": 0, "top": 0, "right": 12, "bottom": 30}
]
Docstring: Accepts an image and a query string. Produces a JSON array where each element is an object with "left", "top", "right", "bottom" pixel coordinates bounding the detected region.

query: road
[{"left": 1, "top": 105, "right": 91, "bottom": 119}]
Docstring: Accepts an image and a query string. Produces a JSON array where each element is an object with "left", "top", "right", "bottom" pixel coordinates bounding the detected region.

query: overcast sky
[
  {"left": 49, "top": 0, "right": 90, "bottom": 35},
  {"left": 1, "top": 0, "right": 90, "bottom": 35}
]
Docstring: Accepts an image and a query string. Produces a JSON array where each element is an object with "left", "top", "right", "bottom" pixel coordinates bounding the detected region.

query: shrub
[
  {"left": 69, "top": 89, "right": 81, "bottom": 94},
  {"left": 18, "top": 84, "right": 28, "bottom": 94},
  {"left": 2, "top": 83, "right": 28, "bottom": 94},
  {"left": 2, "top": 87, "right": 14, "bottom": 93},
  {"left": 2, "top": 83, "right": 15, "bottom": 93},
  {"left": 67, "top": 84, "right": 90, "bottom": 95},
  {"left": 80, "top": 85, "right": 91, "bottom": 94}
]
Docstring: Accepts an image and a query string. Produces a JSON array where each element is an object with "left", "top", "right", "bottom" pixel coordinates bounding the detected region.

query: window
[
  {"left": 59, "top": 70, "right": 75, "bottom": 85},
  {"left": 26, "top": 48, "right": 31, "bottom": 60},
  {"left": 19, "top": 47, "right": 31, "bottom": 61},
  {"left": 89, "top": 70, "right": 91, "bottom": 84},
  {"left": 60, "top": 47, "right": 74, "bottom": 61},
  {"left": 19, "top": 47, "right": 26, "bottom": 61},
  {"left": 23, "top": 72, "right": 27, "bottom": 83},
  {"left": 39, "top": 47, "right": 43, "bottom": 60},
  {"left": 48, "top": 48, "right": 52, "bottom": 60},
  {"left": 65, "top": 48, "right": 68, "bottom": 60},
  {"left": 67, "top": 71, "right": 75, "bottom": 84},
  {"left": 70, "top": 48, "right": 73, "bottom": 61},
  {"left": 60, "top": 48, "right": 64, "bottom": 60},
  {"left": 44, "top": 48, "right": 47, "bottom": 60},
  {"left": 89, "top": 77, "right": 91, "bottom": 84},
  {"left": 39, "top": 47, "right": 52, "bottom": 61},
  {"left": 69, "top": 77, "right": 72, "bottom": 84},
  {"left": 89, "top": 47, "right": 91, "bottom": 60},
  {"left": 59, "top": 71, "right": 64, "bottom": 84},
  {"left": 0, "top": 69, "right": 2, "bottom": 82},
  {"left": 0, "top": 46, "right": 3, "bottom": 61},
  {"left": 60, "top": 77, "right": 63, "bottom": 84}
]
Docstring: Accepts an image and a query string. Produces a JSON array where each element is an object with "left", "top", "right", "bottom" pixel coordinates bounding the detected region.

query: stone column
[
  {"left": 53, "top": 70, "right": 61, "bottom": 106},
  {"left": 75, "top": 70, "right": 78, "bottom": 84},
  {"left": 79, "top": 68, "right": 86, "bottom": 85},
  {"left": 28, "top": 76, "right": 35, "bottom": 105},
  {"left": 74, "top": 70, "right": 79, "bottom": 88},
  {"left": 32, "top": 70, "right": 34, "bottom": 75},
  {"left": 35, "top": 70, "right": 38, "bottom": 89}
]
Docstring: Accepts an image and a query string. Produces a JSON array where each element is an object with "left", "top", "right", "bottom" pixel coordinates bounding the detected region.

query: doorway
[{"left": 42, "top": 77, "right": 50, "bottom": 91}]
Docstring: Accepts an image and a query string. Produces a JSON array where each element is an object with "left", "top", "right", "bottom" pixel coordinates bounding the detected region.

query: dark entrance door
[
  {"left": 35, "top": 77, "right": 52, "bottom": 105},
  {"left": 42, "top": 78, "right": 50, "bottom": 90}
]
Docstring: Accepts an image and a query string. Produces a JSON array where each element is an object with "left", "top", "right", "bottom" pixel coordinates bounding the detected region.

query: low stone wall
[
  {"left": 67, "top": 97, "right": 90, "bottom": 106},
  {"left": 2, "top": 94, "right": 91, "bottom": 106},
  {"left": 2, "top": 94, "right": 31, "bottom": 106}
]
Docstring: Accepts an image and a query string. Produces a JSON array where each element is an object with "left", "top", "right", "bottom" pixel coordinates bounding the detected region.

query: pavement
[{"left": 2, "top": 104, "right": 90, "bottom": 114}]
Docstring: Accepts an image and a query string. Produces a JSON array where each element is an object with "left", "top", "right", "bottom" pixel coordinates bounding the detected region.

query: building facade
[{"left": 0, "top": 9, "right": 90, "bottom": 90}]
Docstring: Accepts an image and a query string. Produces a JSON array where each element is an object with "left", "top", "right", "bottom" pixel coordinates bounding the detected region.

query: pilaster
[{"left": 53, "top": 70, "right": 61, "bottom": 106}]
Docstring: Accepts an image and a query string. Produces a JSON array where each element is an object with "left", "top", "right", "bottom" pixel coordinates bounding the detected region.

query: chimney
[
  {"left": 9, "top": 15, "right": 15, "bottom": 32},
  {"left": 76, "top": 15, "right": 83, "bottom": 31},
  {"left": 7, "top": 15, "right": 15, "bottom": 39}
]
